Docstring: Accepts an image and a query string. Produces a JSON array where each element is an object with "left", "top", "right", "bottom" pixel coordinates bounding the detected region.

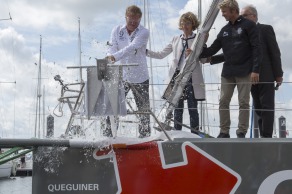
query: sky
[{"left": 0, "top": 0, "right": 291, "bottom": 139}]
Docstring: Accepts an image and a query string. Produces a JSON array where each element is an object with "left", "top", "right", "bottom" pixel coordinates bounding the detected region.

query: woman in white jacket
[{"left": 147, "top": 12, "right": 205, "bottom": 133}]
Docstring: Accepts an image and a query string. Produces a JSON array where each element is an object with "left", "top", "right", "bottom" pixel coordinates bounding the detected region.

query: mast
[
  {"left": 64, "top": 18, "right": 85, "bottom": 135},
  {"left": 43, "top": 85, "right": 46, "bottom": 138},
  {"left": 34, "top": 35, "right": 42, "bottom": 138},
  {"left": 78, "top": 18, "right": 82, "bottom": 83},
  {"left": 78, "top": 18, "right": 85, "bottom": 132}
]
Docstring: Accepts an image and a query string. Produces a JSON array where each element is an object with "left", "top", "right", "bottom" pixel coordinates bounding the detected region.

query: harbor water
[{"left": 0, "top": 177, "right": 32, "bottom": 194}]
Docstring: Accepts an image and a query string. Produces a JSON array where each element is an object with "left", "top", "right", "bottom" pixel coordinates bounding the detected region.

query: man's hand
[
  {"left": 275, "top": 76, "right": 283, "bottom": 86},
  {"left": 200, "top": 57, "right": 211, "bottom": 64},
  {"left": 106, "top": 55, "right": 116, "bottom": 63},
  {"left": 250, "top": 72, "right": 259, "bottom": 84},
  {"left": 275, "top": 76, "right": 283, "bottom": 90}
]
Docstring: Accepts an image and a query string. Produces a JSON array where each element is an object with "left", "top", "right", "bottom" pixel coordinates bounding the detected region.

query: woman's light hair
[
  {"left": 126, "top": 5, "right": 142, "bottom": 17},
  {"left": 218, "top": 0, "right": 239, "bottom": 13},
  {"left": 179, "top": 12, "right": 200, "bottom": 31}
]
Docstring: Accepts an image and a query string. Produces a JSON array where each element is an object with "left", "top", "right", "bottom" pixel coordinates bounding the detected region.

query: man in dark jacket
[
  {"left": 241, "top": 5, "right": 283, "bottom": 137},
  {"left": 200, "top": 0, "right": 260, "bottom": 138}
]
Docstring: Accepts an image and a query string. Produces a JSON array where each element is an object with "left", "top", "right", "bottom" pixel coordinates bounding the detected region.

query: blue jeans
[{"left": 174, "top": 80, "right": 199, "bottom": 131}]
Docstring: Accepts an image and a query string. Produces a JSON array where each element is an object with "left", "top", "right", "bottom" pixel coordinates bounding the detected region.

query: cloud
[{"left": 5, "top": 0, "right": 127, "bottom": 30}]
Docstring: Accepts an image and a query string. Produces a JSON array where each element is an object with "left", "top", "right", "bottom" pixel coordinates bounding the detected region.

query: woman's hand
[{"left": 185, "top": 48, "right": 192, "bottom": 57}]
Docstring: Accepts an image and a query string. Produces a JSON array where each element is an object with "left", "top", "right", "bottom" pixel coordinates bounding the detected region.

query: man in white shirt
[{"left": 106, "top": 5, "right": 150, "bottom": 138}]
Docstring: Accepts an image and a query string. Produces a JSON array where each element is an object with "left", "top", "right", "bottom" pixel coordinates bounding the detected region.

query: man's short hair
[
  {"left": 245, "top": 5, "right": 258, "bottom": 18},
  {"left": 218, "top": 0, "right": 239, "bottom": 13},
  {"left": 126, "top": 5, "right": 142, "bottom": 17}
]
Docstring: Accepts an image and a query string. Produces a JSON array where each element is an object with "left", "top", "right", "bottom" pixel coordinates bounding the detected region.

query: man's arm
[
  {"left": 199, "top": 37, "right": 222, "bottom": 59},
  {"left": 209, "top": 53, "right": 225, "bottom": 65},
  {"left": 265, "top": 25, "right": 283, "bottom": 80},
  {"left": 146, "top": 41, "right": 173, "bottom": 59},
  {"left": 248, "top": 21, "right": 261, "bottom": 83}
]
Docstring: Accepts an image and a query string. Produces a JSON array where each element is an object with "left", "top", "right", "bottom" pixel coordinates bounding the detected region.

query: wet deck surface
[{"left": 0, "top": 177, "right": 32, "bottom": 194}]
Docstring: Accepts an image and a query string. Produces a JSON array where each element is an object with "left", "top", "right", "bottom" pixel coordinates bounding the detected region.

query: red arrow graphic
[{"left": 96, "top": 141, "right": 241, "bottom": 194}]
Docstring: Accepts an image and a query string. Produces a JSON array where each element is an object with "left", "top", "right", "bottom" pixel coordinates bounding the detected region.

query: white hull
[{"left": 0, "top": 162, "right": 12, "bottom": 178}]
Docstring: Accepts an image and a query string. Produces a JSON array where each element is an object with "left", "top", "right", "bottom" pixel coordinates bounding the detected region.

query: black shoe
[
  {"left": 191, "top": 126, "right": 200, "bottom": 135},
  {"left": 191, "top": 130, "right": 199, "bottom": 135},
  {"left": 237, "top": 132, "right": 246, "bottom": 138},
  {"left": 217, "top": 133, "right": 230, "bottom": 138}
]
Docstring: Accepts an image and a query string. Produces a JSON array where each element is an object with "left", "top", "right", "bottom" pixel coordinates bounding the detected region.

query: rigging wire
[{"left": 145, "top": 0, "right": 156, "bottom": 112}]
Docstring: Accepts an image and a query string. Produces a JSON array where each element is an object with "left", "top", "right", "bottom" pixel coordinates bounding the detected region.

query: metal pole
[
  {"left": 78, "top": 18, "right": 82, "bottom": 83},
  {"left": 253, "top": 108, "right": 260, "bottom": 138},
  {"left": 198, "top": 0, "right": 203, "bottom": 132},
  {"left": 0, "top": 139, "right": 70, "bottom": 148},
  {"left": 43, "top": 85, "right": 46, "bottom": 138},
  {"left": 145, "top": 0, "right": 156, "bottom": 113},
  {"left": 38, "top": 36, "right": 42, "bottom": 138},
  {"left": 78, "top": 18, "right": 85, "bottom": 133},
  {"left": 34, "top": 35, "right": 42, "bottom": 138},
  {"left": 0, "top": 139, "right": 135, "bottom": 149},
  {"left": 148, "top": 10, "right": 156, "bottom": 113}
]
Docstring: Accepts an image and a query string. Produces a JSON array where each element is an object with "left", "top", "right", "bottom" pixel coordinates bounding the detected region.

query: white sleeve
[{"left": 147, "top": 40, "right": 173, "bottom": 59}]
